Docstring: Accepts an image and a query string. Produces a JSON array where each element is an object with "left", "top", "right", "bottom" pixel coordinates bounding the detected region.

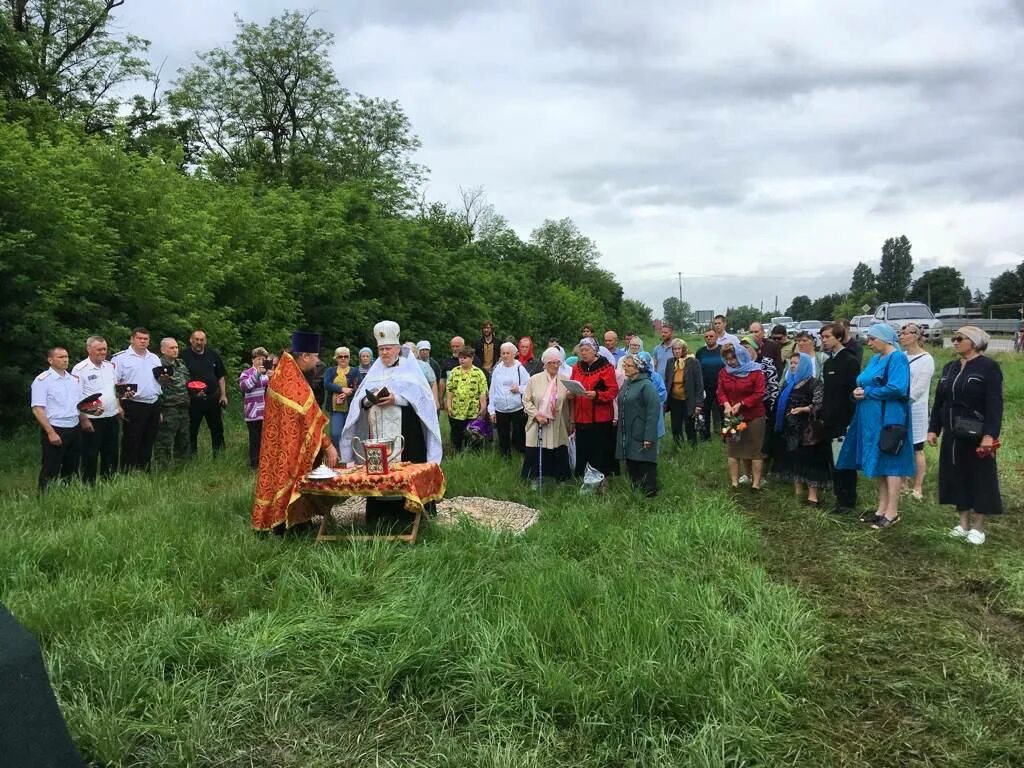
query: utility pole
[
  {"left": 677, "top": 272, "right": 683, "bottom": 304},
  {"left": 927, "top": 283, "right": 932, "bottom": 310}
]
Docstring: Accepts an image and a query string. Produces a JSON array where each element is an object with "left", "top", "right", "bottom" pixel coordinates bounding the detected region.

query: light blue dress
[{"left": 836, "top": 350, "right": 915, "bottom": 478}]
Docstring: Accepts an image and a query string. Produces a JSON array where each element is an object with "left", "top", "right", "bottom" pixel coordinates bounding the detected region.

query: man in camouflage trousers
[{"left": 155, "top": 338, "right": 191, "bottom": 464}]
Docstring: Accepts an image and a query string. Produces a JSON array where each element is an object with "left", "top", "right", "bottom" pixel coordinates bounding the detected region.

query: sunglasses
[
  {"left": 336, "top": 354, "right": 349, "bottom": 358},
  {"left": 951, "top": 335, "right": 965, "bottom": 342}
]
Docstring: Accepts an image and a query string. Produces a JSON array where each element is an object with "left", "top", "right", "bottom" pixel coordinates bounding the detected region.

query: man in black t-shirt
[{"left": 180, "top": 329, "right": 227, "bottom": 455}]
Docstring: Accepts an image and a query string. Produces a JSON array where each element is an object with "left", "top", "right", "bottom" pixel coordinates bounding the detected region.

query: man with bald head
[
  {"left": 180, "top": 329, "right": 227, "bottom": 456},
  {"left": 439, "top": 335, "right": 465, "bottom": 407},
  {"left": 155, "top": 338, "right": 191, "bottom": 464},
  {"left": 748, "top": 321, "right": 783, "bottom": 373},
  {"left": 603, "top": 330, "right": 626, "bottom": 364}
]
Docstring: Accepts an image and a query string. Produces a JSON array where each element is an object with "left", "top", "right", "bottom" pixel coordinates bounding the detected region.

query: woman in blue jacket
[{"left": 837, "top": 324, "right": 914, "bottom": 529}]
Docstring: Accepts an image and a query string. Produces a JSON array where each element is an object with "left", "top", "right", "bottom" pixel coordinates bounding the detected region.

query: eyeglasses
[
  {"left": 336, "top": 354, "right": 349, "bottom": 358},
  {"left": 951, "top": 335, "right": 965, "bottom": 342}
]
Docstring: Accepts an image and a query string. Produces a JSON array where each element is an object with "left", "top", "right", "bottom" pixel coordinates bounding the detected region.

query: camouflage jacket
[{"left": 160, "top": 357, "right": 190, "bottom": 408}]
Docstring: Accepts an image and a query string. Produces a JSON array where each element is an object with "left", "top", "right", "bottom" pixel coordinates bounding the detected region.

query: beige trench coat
[{"left": 522, "top": 372, "right": 573, "bottom": 448}]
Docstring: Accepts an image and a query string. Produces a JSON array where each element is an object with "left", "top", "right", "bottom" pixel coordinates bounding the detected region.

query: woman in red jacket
[
  {"left": 717, "top": 343, "right": 767, "bottom": 489},
  {"left": 571, "top": 338, "right": 620, "bottom": 477}
]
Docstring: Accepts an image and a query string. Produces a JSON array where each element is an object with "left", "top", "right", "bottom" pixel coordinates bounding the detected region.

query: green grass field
[{"left": 1, "top": 352, "right": 1021, "bottom": 767}]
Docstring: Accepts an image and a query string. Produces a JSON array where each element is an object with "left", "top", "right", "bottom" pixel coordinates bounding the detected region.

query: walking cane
[{"left": 536, "top": 417, "right": 543, "bottom": 491}]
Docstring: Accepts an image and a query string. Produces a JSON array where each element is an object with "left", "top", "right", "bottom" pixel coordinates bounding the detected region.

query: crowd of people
[{"left": 28, "top": 314, "right": 1005, "bottom": 542}]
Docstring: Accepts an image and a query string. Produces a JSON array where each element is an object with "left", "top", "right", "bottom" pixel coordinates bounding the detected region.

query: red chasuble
[{"left": 251, "top": 352, "right": 331, "bottom": 530}]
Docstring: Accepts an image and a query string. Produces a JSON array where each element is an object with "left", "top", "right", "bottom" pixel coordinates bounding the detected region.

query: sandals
[
  {"left": 871, "top": 515, "right": 901, "bottom": 530},
  {"left": 859, "top": 510, "right": 881, "bottom": 523}
]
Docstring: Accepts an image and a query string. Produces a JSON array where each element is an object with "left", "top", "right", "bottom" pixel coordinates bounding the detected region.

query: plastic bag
[
  {"left": 567, "top": 432, "right": 576, "bottom": 470},
  {"left": 580, "top": 463, "right": 607, "bottom": 494}
]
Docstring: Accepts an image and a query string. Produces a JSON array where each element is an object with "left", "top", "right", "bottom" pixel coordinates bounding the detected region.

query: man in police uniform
[
  {"left": 154, "top": 337, "right": 191, "bottom": 464},
  {"left": 30, "top": 347, "right": 84, "bottom": 491},
  {"left": 113, "top": 327, "right": 163, "bottom": 471},
  {"left": 72, "top": 335, "right": 121, "bottom": 483}
]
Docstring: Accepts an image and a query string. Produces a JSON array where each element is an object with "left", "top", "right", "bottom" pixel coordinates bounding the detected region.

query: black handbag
[
  {"left": 877, "top": 356, "right": 910, "bottom": 456},
  {"left": 952, "top": 412, "right": 985, "bottom": 442}
]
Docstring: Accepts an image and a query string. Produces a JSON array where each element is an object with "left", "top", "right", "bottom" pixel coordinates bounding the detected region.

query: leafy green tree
[
  {"left": 876, "top": 235, "right": 913, "bottom": 302},
  {"left": 849, "top": 262, "right": 875, "bottom": 295},
  {"left": 983, "top": 268, "right": 1023, "bottom": 317},
  {"left": 724, "top": 305, "right": 762, "bottom": 332},
  {"left": 908, "top": 267, "right": 967, "bottom": 311},
  {"left": 617, "top": 299, "right": 653, "bottom": 335},
  {"left": 807, "top": 292, "right": 845, "bottom": 321},
  {"left": 972, "top": 289, "right": 985, "bottom": 305},
  {"left": 786, "top": 295, "right": 813, "bottom": 319},
  {"left": 661, "top": 297, "right": 694, "bottom": 330},
  {"left": 170, "top": 11, "right": 423, "bottom": 208},
  {"left": 2, "top": 0, "right": 155, "bottom": 132}
]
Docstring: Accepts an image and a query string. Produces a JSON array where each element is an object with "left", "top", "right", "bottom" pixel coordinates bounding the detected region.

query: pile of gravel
[{"left": 325, "top": 495, "right": 539, "bottom": 536}]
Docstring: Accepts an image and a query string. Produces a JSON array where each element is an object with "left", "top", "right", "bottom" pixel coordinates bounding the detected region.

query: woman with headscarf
[
  {"left": 740, "top": 335, "right": 780, "bottom": 480},
  {"left": 517, "top": 336, "right": 543, "bottom": 376},
  {"left": 771, "top": 352, "right": 831, "bottom": 506},
  {"left": 898, "top": 322, "right": 935, "bottom": 501},
  {"left": 616, "top": 336, "right": 644, "bottom": 382},
  {"left": 781, "top": 331, "right": 827, "bottom": 384},
  {"left": 663, "top": 338, "right": 704, "bottom": 447},
  {"left": 488, "top": 342, "right": 528, "bottom": 457},
  {"left": 637, "top": 350, "right": 668, "bottom": 441},
  {"left": 570, "top": 337, "right": 620, "bottom": 477},
  {"left": 356, "top": 347, "right": 374, "bottom": 381},
  {"left": 521, "top": 347, "right": 574, "bottom": 488},
  {"left": 616, "top": 353, "right": 661, "bottom": 497},
  {"left": 717, "top": 343, "right": 767, "bottom": 489},
  {"left": 928, "top": 326, "right": 1003, "bottom": 545},
  {"left": 836, "top": 323, "right": 914, "bottom": 529}
]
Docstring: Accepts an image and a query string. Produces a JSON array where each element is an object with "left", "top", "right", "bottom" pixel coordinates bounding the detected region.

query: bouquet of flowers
[{"left": 721, "top": 414, "right": 748, "bottom": 443}]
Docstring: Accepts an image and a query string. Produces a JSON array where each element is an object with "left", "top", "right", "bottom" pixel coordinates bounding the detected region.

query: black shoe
[
  {"left": 829, "top": 505, "right": 853, "bottom": 515},
  {"left": 804, "top": 499, "right": 820, "bottom": 508}
]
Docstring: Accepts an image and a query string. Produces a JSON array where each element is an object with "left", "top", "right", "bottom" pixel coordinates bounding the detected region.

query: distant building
[{"left": 936, "top": 306, "right": 982, "bottom": 319}]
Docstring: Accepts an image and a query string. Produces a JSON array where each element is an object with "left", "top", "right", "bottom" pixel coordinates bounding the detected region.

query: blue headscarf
[
  {"left": 627, "top": 352, "right": 651, "bottom": 374},
  {"left": 722, "top": 344, "right": 761, "bottom": 377},
  {"left": 775, "top": 352, "right": 814, "bottom": 432},
  {"left": 865, "top": 323, "right": 898, "bottom": 346}
]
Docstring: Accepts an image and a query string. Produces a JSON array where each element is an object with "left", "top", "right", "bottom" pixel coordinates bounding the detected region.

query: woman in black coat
[
  {"left": 663, "top": 339, "right": 704, "bottom": 447},
  {"left": 927, "top": 326, "right": 1003, "bottom": 546}
]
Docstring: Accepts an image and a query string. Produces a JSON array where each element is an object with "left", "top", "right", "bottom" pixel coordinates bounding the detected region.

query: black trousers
[
  {"left": 574, "top": 421, "right": 617, "bottom": 476},
  {"left": 494, "top": 409, "right": 526, "bottom": 457},
  {"left": 189, "top": 395, "right": 225, "bottom": 455},
  {"left": 246, "top": 420, "right": 263, "bottom": 469},
  {"left": 120, "top": 400, "right": 160, "bottom": 471},
  {"left": 833, "top": 466, "right": 858, "bottom": 509},
  {"left": 39, "top": 426, "right": 81, "bottom": 491},
  {"left": 701, "top": 383, "right": 723, "bottom": 440},
  {"left": 449, "top": 417, "right": 469, "bottom": 452},
  {"left": 668, "top": 397, "right": 698, "bottom": 445},
  {"left": 80, "top": 416, "right": 119, "bottom": 483},
  {"left": 626, "top": 459, "right": 658, "bottom": 497}
]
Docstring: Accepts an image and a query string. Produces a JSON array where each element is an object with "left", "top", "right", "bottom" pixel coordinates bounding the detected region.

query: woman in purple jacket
[{"left": 238, "top": 347, "right": 271, "bottom": 469}]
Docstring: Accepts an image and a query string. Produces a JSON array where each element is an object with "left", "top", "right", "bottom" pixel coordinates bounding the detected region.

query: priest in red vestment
[{"left": 251, "top": 331, "right": 338, "bottom": 531}]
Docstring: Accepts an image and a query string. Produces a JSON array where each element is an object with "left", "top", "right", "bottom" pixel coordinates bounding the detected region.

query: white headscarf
[{"left": 340, "top": 350, "right": 442, "bottom": 463}]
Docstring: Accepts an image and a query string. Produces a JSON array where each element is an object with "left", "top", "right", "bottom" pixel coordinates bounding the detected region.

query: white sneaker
[
  {"left": 738, "top": 475, "right": 751, "bottom": 485},
  {"left": 966, "top": 529, "right": 986, "bottom": 546},
  {"left": 949, "top": 525, "right": 968, "bottom": 539}
]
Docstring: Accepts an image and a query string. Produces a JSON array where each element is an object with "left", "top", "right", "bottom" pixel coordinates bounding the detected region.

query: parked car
[
  {"left": 849, "top": 314, "right": 875, "bottom": 340},
  {"left": 770, "top": 316, "right": 794, "bottom": 330},
  {"left": 796, "top": 320, "right": 823, "bottom": 333},
  {"left": 873, "top": 302, "right": 943, "bottom": 345}
]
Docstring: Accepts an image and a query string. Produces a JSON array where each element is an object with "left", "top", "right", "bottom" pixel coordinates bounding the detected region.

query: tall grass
[{"left": 0, "top": 420, "right": 817, "bottom": 766}]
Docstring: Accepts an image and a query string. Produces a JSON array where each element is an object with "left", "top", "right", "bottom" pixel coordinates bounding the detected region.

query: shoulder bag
[{"left": 877, "top": 354, "right": 909, "bottom": 456}]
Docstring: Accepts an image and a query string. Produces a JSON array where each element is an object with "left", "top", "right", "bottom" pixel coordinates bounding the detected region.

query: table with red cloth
[{"left": 297, "top": 461, "right": 446, "bottom": 544}]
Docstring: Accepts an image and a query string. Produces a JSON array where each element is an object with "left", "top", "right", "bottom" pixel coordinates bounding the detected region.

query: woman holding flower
[{"left": 717, "top": 343, "right": 767, "bottom": 489}]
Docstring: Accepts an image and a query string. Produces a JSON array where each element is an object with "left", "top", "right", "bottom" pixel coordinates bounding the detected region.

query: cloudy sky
[{"left": 117, "top": 0, "right": 1024, "bottom": 316}]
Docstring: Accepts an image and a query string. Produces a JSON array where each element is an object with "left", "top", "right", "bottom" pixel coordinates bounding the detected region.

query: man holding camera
[{"left": 154, "top": 337, "right": 191, "bottom": 465}]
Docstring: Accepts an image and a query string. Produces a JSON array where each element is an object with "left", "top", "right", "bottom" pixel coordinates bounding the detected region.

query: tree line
[
  {"left": 662, "top": 235, "right": 1023, "bottom": 329},
  {"left": 0, "top": 4, "right": 651, "bottom": 430}
]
